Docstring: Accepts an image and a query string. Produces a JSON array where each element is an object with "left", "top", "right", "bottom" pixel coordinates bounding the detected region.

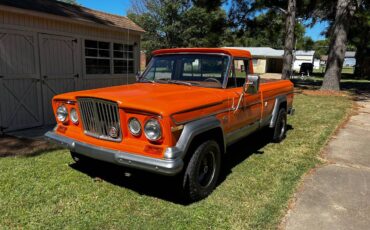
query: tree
[
  {"left": 229, "top": 0, "right": 316, "bottom": 79},
  {"left": 128, "top": 0, "right": 227, "bottom": 56},
  {"left": 321, "top": 0, "right": 360, "bottom": 90},
  {"left": 281, "top": 0, "right": 296, "bottom": 79},
  {"left": 349, "top": 1, "right": 370, "bottom": 78}
]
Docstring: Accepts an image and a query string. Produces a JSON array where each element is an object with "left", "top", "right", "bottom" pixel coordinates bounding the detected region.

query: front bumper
[{"left": 45, "top": 131, "right": 184, "bottom": 176}]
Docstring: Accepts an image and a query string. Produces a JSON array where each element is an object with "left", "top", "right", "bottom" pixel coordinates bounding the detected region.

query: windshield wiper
[
  {"left": 141, "top": 78, "right": 198, "bottom": 86},
  {"left": 164, "top": 80, "right": 199, "bottom": 86}
]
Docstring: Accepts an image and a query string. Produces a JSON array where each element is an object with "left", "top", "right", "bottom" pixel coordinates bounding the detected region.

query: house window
[
  {"left": 85, "top": 40, "right": 111, "bottom": 74},
  {"left": 84, "top": 40, "right": 135, "bottom": 75},
  {"left": 113, "top": 43, "right": 134, "bottom": 74}
]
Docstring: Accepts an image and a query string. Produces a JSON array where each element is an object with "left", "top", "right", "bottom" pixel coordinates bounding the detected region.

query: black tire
[
  {"left": 272, "top": 108, "right": 287, "bottom": 143},
  {"left": 182, "top": 140, "right": 221, "bottom": 201}
]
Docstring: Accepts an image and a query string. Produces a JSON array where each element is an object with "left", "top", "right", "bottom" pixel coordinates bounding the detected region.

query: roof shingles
[{"left": 0, "top": 0, "right": 145, "bottom": 32}]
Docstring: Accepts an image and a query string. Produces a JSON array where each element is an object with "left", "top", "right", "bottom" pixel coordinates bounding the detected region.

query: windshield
[{"left": 140, "top": 54, "right": 230, "bottom": 88}]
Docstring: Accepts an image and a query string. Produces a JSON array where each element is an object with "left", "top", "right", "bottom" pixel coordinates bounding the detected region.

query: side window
[{"left": 227, "top": 59, "right": 249, "bottom": 88}]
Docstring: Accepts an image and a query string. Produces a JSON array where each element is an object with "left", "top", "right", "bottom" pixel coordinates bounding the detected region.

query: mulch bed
[{"left": 0, "top": 135, "right": 61, "bottom": 157}]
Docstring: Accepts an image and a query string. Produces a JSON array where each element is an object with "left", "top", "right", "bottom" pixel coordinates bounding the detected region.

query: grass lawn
[{"left": 0, "top": 94, "right": 352, "bottom": 229}]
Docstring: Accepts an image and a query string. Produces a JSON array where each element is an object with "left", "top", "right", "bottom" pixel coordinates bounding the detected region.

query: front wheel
[{"left": 183, "top": 140, "right": 221, "bottom": 201}]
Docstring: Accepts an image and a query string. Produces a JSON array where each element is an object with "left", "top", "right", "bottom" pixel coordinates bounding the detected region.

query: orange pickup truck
[{"left": 45, "top": 48, "right": 294, "bottom": 201}]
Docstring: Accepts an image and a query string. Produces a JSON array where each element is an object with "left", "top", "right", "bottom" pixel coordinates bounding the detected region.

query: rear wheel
[
  {"left": 272, "top": 108, "right": 287, "bottom": 143},
  {"left": 182, "top": 140, "right": 221, "bottom": 201}
]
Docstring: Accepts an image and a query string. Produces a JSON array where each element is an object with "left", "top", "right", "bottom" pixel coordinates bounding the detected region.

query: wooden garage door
[
  {"left": 39, "top": 34, "right": 79, "bottom": 125},
  {"left": 0, "top": 29, "right": 43, "bottom": 132}
]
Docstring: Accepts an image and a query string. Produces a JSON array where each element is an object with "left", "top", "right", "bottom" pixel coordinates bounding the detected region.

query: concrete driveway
[{"left": 283, "top": 92, "right": 370, "bottom": 230}]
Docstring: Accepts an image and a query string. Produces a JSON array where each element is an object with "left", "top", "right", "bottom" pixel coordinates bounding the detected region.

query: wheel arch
[
  {"left": 167, "top": 116, "right": 226, "bottom": 161},
  {"left": 269, "top": 95, "right": 287, "bottom": 128}
]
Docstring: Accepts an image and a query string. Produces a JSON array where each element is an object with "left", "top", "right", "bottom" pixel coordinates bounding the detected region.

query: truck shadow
[{"left": 70, "top": 126, "right": 293, "bottom": 205}]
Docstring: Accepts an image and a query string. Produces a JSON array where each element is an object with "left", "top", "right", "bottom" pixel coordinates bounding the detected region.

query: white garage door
[
  {"left": 39, "top": 34, "right": 79, "bottom": 125},
  {"left": 0, "top": 29, "right": 43, "bottom": 132}
]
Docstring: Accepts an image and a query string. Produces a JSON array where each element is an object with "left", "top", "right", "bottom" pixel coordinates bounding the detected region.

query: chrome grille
[{"left": 78, "top": 98, "right": 121, "bottom": 142}]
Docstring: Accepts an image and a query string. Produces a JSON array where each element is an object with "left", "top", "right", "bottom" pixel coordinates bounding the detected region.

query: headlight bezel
[
  {"left": 128, "top": 117, "right": 142, "bottom": 136},
  {"left": 56, "top": 105, "right": 68, "bottom": 123},
  {"left": 70, "top": 108, "right": 79, "bottom": 125},
  {"left": 144, "top": 118, "right": 162, "bottom": 141}
]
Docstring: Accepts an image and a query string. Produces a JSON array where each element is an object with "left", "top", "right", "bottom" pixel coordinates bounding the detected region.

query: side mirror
[
  {"left": 245, "top": 75, "right": 260, "bottom": 94},
  {"left": 135, "top": 71, "right": 142, "bottom": 81}
]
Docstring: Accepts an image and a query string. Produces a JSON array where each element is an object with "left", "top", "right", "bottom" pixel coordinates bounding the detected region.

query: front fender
[{"left": 164, "top": 116, "right": 225, "bottom": 159}]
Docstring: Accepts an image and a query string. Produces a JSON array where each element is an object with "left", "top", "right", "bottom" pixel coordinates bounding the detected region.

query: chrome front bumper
[{"left": 44, "top": 131, "right": 184, "bottom": 176}]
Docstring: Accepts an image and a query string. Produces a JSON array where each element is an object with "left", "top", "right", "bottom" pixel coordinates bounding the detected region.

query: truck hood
[{"left": 54, "top": 83, "right": 226, "bottom": 116}]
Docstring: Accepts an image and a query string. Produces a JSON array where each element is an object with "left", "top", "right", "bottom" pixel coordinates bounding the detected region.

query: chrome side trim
[
  {"left": 171, "top": 108, "right": 231, "bottom": 125},
  {"left": 234, "top": 100, "right": 262, "bottom": 111},
  {"left": 226, "top": 121, "right": 260, "bottom": 146},
  {"left": 170, "top": 100, "right": 228, "bottom": 125},
  {"left": 45, "top": 131, "right": 183, "bottom": 176},
  {"left": 263, "top": 92, "right": 294, "bottom": 102}
]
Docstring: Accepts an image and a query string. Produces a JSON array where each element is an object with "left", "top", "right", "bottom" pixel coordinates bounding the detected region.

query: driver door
[{"left": 225, "top": 58, "right": 261, "bottom": 143}]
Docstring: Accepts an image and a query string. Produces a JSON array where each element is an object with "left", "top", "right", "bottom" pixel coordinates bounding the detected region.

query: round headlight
[
  {"left": 128, "top": 118, "right": 141, "bottom": 136},
  {"left": 70, "top": 108, "right": 79, "bottom": 124},
  {"left": 144, "top": 118, "right": 162, "bottom": 141},
  {"left": 56, "top": 105, "right": 68, "bottom": 122}
]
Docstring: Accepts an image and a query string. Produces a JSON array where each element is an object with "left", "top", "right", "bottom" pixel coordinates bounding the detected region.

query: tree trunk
[
  {"left": 321, "top": 0, "right": 358, "bottom": 90},
  {"left": 281, "top": 0, "right": 296, "bottom": 80}
]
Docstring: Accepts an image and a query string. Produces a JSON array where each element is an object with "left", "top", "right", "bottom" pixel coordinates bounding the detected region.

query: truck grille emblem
[{"left": 109, "top": 126, "right": 119, "bottom": 138}]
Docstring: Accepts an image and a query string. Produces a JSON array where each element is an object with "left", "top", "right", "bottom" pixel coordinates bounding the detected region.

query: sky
[{"left": 77, "top": 0, "right": 328, "bottom": 41}]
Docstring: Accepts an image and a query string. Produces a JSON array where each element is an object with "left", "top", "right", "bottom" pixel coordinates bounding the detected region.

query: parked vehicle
[
  {"left": 46, "top": 48, "right": 295, "bottom": 201},
  {"left": 299, "top": 63, "right": 313, "bottom": 78}
]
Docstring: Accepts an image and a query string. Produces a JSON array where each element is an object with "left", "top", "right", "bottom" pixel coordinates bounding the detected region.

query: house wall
[
  {"left": 0, "top": 8, "right": 143, "bottom": 131},
  {"left": 252, "top": 59, "right": 267, "bottom": 74},
  {"left": 0, "top": 9, "right": 142, "bottom": 83}
]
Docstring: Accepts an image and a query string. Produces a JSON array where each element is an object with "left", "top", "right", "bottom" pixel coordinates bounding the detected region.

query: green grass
[{"left": 0, "top": 95, "right": 352, "bottom": 229}]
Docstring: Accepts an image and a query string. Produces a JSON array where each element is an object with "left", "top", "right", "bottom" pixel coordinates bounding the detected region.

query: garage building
[
  {"left": 226, "top": 47, "right": 284, "bottom": 74},
  {"left": 0, "top": 0, "right": 144, "bottom": 132}
]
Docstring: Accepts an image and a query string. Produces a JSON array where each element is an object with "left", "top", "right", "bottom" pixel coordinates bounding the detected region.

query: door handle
[
  {"left": 43, "top": 75, "right": 48, "bottom": 79},
  {"left": 74, "top": 74, "right": 79, "bottom": 78}
]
